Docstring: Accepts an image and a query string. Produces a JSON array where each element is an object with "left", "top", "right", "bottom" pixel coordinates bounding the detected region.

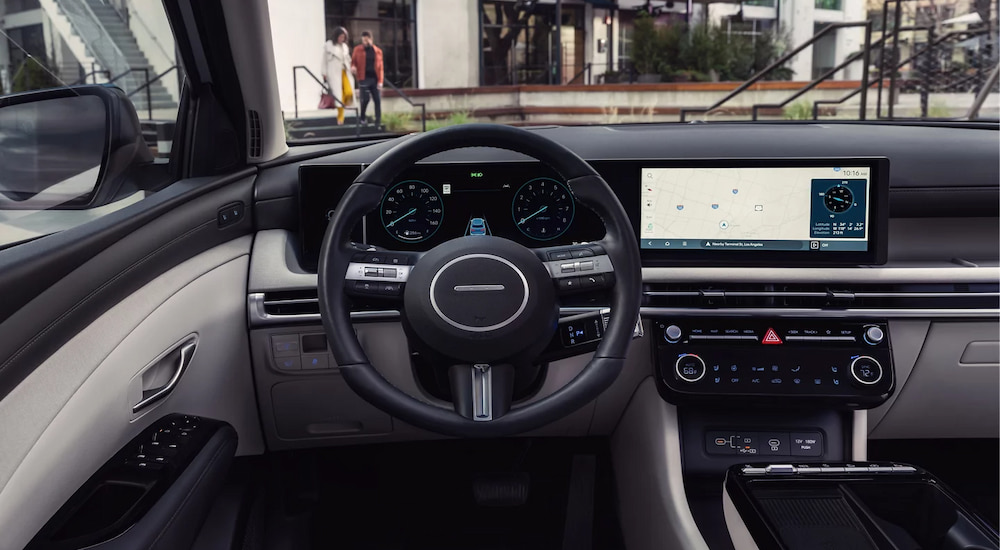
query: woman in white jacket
[{"left": 321, "top": 26, "right": 356, "bottom": 125}]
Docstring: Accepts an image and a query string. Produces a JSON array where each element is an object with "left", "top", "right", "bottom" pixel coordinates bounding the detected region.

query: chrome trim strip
[
  {"left": 132, "top": 338, "right": 197, "bottom": 413},
  {"left": 544, "top": 254, "right": 614, "bottom": 279},
  {"left": 454, "top": 284, "right": 506, "bottom": 292},
  {"left": 643, "top": 291, "right": 999, "bottom": 299},
  {"left": 642, "top": 265, "right": 1000, "bottom": 283},
  {"left": 472, "top": 364, "right": 493, "bottom": 421},
  {"left": 640, "top": 307, "right": 1000, "bottom": 318},
  {"left": 249, "top": 293, "right": 1000, "bottom": 327}
]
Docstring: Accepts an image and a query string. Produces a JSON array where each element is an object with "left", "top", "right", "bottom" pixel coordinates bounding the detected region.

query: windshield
[{"left": 270, "top": 0, "right": 998, "bottom": 141}]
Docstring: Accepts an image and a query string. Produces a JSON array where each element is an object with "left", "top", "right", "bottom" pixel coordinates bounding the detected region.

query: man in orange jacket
[{"left": 350, "top": 30, "right": 384, "bottom": 127}]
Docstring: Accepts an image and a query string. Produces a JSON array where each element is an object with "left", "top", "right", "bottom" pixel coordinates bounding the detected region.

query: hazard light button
[{"left": 762, "top": 328, "right": 783, "bottom": 345}]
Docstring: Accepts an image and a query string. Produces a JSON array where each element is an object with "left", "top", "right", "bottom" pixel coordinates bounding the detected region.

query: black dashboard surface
[
  {"left": 298, "top": 157, "right": 891, "bottom": 269},
  {"left": 254, "top": 123, "right": 1000, "bottom": 261}
]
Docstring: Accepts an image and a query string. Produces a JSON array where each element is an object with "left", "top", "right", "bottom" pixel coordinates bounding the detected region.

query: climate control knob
[
  {"left": 675, "top": 354, "right": 706, "bottom": 383},
  {"left": 864, "top": 326, "right": 885, "bottom": 345},
  {"left": 664, "top": 324, "right": 683, "bottom": 343},
  {"left": 850, "top": 356, "right": 883, "bottom": 385}
]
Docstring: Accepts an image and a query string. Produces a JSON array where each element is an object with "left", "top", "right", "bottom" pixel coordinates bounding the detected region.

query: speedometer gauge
[
  {"left": 381, "top": 180, "right": 444, "bottom": 243},
  {"left": 511, "top": 177, "right": 575, "bottom": 240}
]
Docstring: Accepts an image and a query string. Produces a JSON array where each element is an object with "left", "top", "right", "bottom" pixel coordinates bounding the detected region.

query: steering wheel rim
[{"left": 318, "top": 124, "right": 641, "bottom": 438}]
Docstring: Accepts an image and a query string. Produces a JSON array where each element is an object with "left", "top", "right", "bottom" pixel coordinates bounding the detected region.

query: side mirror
[{"left": 0, "top": 85, "right": 153, "bottom": 209}]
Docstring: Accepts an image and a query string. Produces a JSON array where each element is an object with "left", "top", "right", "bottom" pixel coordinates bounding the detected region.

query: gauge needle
[
  {"left": 386, "top": 208, "right": 417, "bottom": 227},
  {"left": 518, "top": 205, "right": 548, "bottom": 225},
  {"left": 833, "top": 196, "right": 847, "bottom": 203}
]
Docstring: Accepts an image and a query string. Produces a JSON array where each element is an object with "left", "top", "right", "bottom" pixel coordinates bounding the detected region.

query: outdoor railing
[
  {"left": 680, "top": 21, "right": 874, "bottom": 122},
  {"left": 291, "top": 65, "right": 361, "bottom": 138},
  {"left": 383, "top": 79, "right": 426, "bottom": 132},
  {"left": 56, "top": 0, "right": 141, "bottom": 95}
]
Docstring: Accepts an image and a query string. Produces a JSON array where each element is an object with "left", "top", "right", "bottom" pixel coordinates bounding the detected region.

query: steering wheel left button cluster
[{"left": 345, "top": 251, "right": 416, "bottom": 298}]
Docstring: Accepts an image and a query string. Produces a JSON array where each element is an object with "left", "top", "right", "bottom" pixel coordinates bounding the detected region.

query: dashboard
[{"left": 298, "top": 157, "right": 889, "bottom": 269}]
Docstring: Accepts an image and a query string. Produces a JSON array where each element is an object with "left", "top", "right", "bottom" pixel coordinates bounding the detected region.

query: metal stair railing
[
  {"left": 292, "top": 65, "right": 361, "bottom": 138},
  {"left": 679, "top": 21, "right": 874, "bottom": 122},
  {"left": 55, "top": 0, "right": 140, "bottom": 95},
  {"left": 383, "top": 79, "right": 427, "bottom": 132}
]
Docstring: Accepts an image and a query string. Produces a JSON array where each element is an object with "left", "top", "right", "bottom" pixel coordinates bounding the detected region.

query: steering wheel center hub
[
  {"left": 429, "top": 254, "right": 529, "bottom": 332},
  {"left": 403, "top": 236, "right": 557, "bottom": 363}
]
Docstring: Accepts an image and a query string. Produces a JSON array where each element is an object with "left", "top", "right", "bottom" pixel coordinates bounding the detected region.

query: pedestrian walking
[
  {"left": 321, "top": 26, "right": 356, "bottom": 125},
  {"left": 351, "top": 30, "right": 384, "bottom": 127}
]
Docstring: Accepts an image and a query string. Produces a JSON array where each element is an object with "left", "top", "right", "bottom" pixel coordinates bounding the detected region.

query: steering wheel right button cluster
[{"left": 850, "top": 355, "right": 883, "bottom": 385}]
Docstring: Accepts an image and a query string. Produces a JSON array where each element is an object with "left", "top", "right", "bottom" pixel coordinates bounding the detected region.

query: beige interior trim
[
  {"left": 611, "top": 377, "right": 710, "bottom": 550},
  {"left": 852, "top": 410, "right": 868, "bottom": 461},
  {"left": 724, "top": 485, "right": 761, "bottom": 550}
]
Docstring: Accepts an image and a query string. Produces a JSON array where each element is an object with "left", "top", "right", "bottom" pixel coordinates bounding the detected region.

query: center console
[{"left": 724, "top": 462, "right": 999, "bottom": 550}]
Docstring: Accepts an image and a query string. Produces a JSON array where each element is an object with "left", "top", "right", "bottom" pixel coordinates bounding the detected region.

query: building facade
[
  {"left": 269, "top": 0, "right": 872, "bottom": 114},
  {"left": 0, "top": 0, "right": 179, "bottom": 116}
]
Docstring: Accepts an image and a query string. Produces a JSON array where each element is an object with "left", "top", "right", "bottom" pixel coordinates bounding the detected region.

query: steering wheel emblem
[{"left": 428, "top": 253, "right": 529, "bottom": 333}]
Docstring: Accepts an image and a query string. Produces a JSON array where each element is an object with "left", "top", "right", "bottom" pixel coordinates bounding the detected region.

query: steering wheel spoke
[
  {"left": 534, "top": 243, "right": 616, "bottom": 296},
  {"left": 447, "top": 363, "right": 516, "bottom": 421},
  {"left": 344, "top": 249, "right": 423, "bottom": 300}
]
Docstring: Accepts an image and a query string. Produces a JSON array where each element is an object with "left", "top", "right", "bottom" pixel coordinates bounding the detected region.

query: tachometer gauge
[
  {"left": 381, "top": 180, "right": 444, "bottom": 242},
  {"left": 824, "top": 185, "right": 854, "bottom": 213},
  {"left": 511, "top": 177, "right": 575, "bottom": 240}
]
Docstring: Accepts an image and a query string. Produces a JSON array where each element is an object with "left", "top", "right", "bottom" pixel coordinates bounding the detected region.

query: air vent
[
  {"left": 643, "top": 282, "right": 1000, "bottom": 310},
  {"left": 262, "top": 289, "right": 319, "bottom": 316},
  {"left": 247, "top": 110, "right": 262, "bottom": 159}
]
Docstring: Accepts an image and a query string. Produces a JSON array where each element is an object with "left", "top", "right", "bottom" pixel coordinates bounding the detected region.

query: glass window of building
[
  {"left": 325, "top": 0, "right": 417, "bottom": 87},
  {"left": 480, "top": 1, "right": 584, "bottom": 86}
]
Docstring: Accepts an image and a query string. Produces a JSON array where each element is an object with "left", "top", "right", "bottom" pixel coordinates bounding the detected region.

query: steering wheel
[{"left": 318, "top": 124, "right": 641, "bottom": 438}]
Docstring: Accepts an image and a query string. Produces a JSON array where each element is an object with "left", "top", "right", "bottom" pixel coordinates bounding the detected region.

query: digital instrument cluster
[{"left": 298, "top": 163, "right": 604, "bottom": 268}]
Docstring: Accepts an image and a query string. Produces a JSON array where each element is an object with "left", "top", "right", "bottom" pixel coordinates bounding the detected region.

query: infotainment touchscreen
[{"left": 639, "top": 165, "right": 877, "bottom": 256}]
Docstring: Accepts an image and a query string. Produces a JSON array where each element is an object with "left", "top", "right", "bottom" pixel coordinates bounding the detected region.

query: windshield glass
[{"left": 270, "top": 0, "right": 999, "bottom": 140}]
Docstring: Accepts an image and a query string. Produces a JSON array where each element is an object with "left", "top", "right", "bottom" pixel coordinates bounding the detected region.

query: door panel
[
  {"left": 0, "top": 236, "right": 263, "bottom": 550},
  {"left": 0, "top": 171, "right": 255, "bottom": 400}
]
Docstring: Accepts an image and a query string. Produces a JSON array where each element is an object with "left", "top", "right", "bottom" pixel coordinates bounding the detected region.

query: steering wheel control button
[
  {"left": 548, "top": 250, "right": 573, "bottom": 261},
  {"left": 560, "top": 263, "right": 576, "bottom": 273},
  {"left": 675, "top": 354, "right": 706, "bottom": 382},
  {"left": 663, "top": 324, "right": 682, "bottom": 343},
  {"left": 864, "top": 325, "right": 885, "bottom": 345},
  {"left": 572, "top": 248, "right": 596, "bottom": 258},
  {"left": 850, "top": 356, "right": 883, "bottom": 385},
  {"left": 578, "top": 260, "right": 594, "bottom": 271},
  {"left": 558, "top": 277, "right": 581, "bottom": 291}
]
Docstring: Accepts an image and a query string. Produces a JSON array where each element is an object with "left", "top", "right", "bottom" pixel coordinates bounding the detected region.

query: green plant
[
  {"left": 631, "top": 11, "right": 661, "bottom": 74},
  {"left": 447, "top": 111, "right": 472, "bottom": 125},
  {"left": 783, "top": 100, "right": 814, "bottom": 120},
  {"left": 424, "top": 111, "right": 473, "bottom": 131},
  {"left": 382, "top": 111, "right": 413, "bottom": 132},
  {"left": 926, "top": 102, "right": 951, "bottom": 118}
]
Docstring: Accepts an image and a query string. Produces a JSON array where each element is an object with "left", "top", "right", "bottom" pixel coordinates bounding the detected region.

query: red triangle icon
[{"left": 762, "top": 328, "right": 783, "bottom": 345}]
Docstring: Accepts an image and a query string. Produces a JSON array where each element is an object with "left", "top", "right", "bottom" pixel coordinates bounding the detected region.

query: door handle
[{"left": 132, "top": 338, "right": 197, "bottom": 413}]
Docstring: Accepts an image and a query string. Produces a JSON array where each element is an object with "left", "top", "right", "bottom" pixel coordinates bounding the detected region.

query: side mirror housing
[{"left": 0, "top": 85, "right": 153, "bottom": 209}]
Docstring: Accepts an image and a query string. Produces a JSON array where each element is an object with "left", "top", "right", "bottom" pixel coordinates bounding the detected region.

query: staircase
[{"left": 81, "top": 0, "right": 176, "bottom": 112}]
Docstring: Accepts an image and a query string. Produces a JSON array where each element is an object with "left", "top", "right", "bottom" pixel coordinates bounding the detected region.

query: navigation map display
[{"left": 640, "top": 166, "right": 872, "bottom": 253}]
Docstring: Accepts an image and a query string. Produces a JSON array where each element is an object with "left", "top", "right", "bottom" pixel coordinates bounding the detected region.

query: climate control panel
[{"left": 652, "top": 318, "right": 894, "bottom": 408}]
